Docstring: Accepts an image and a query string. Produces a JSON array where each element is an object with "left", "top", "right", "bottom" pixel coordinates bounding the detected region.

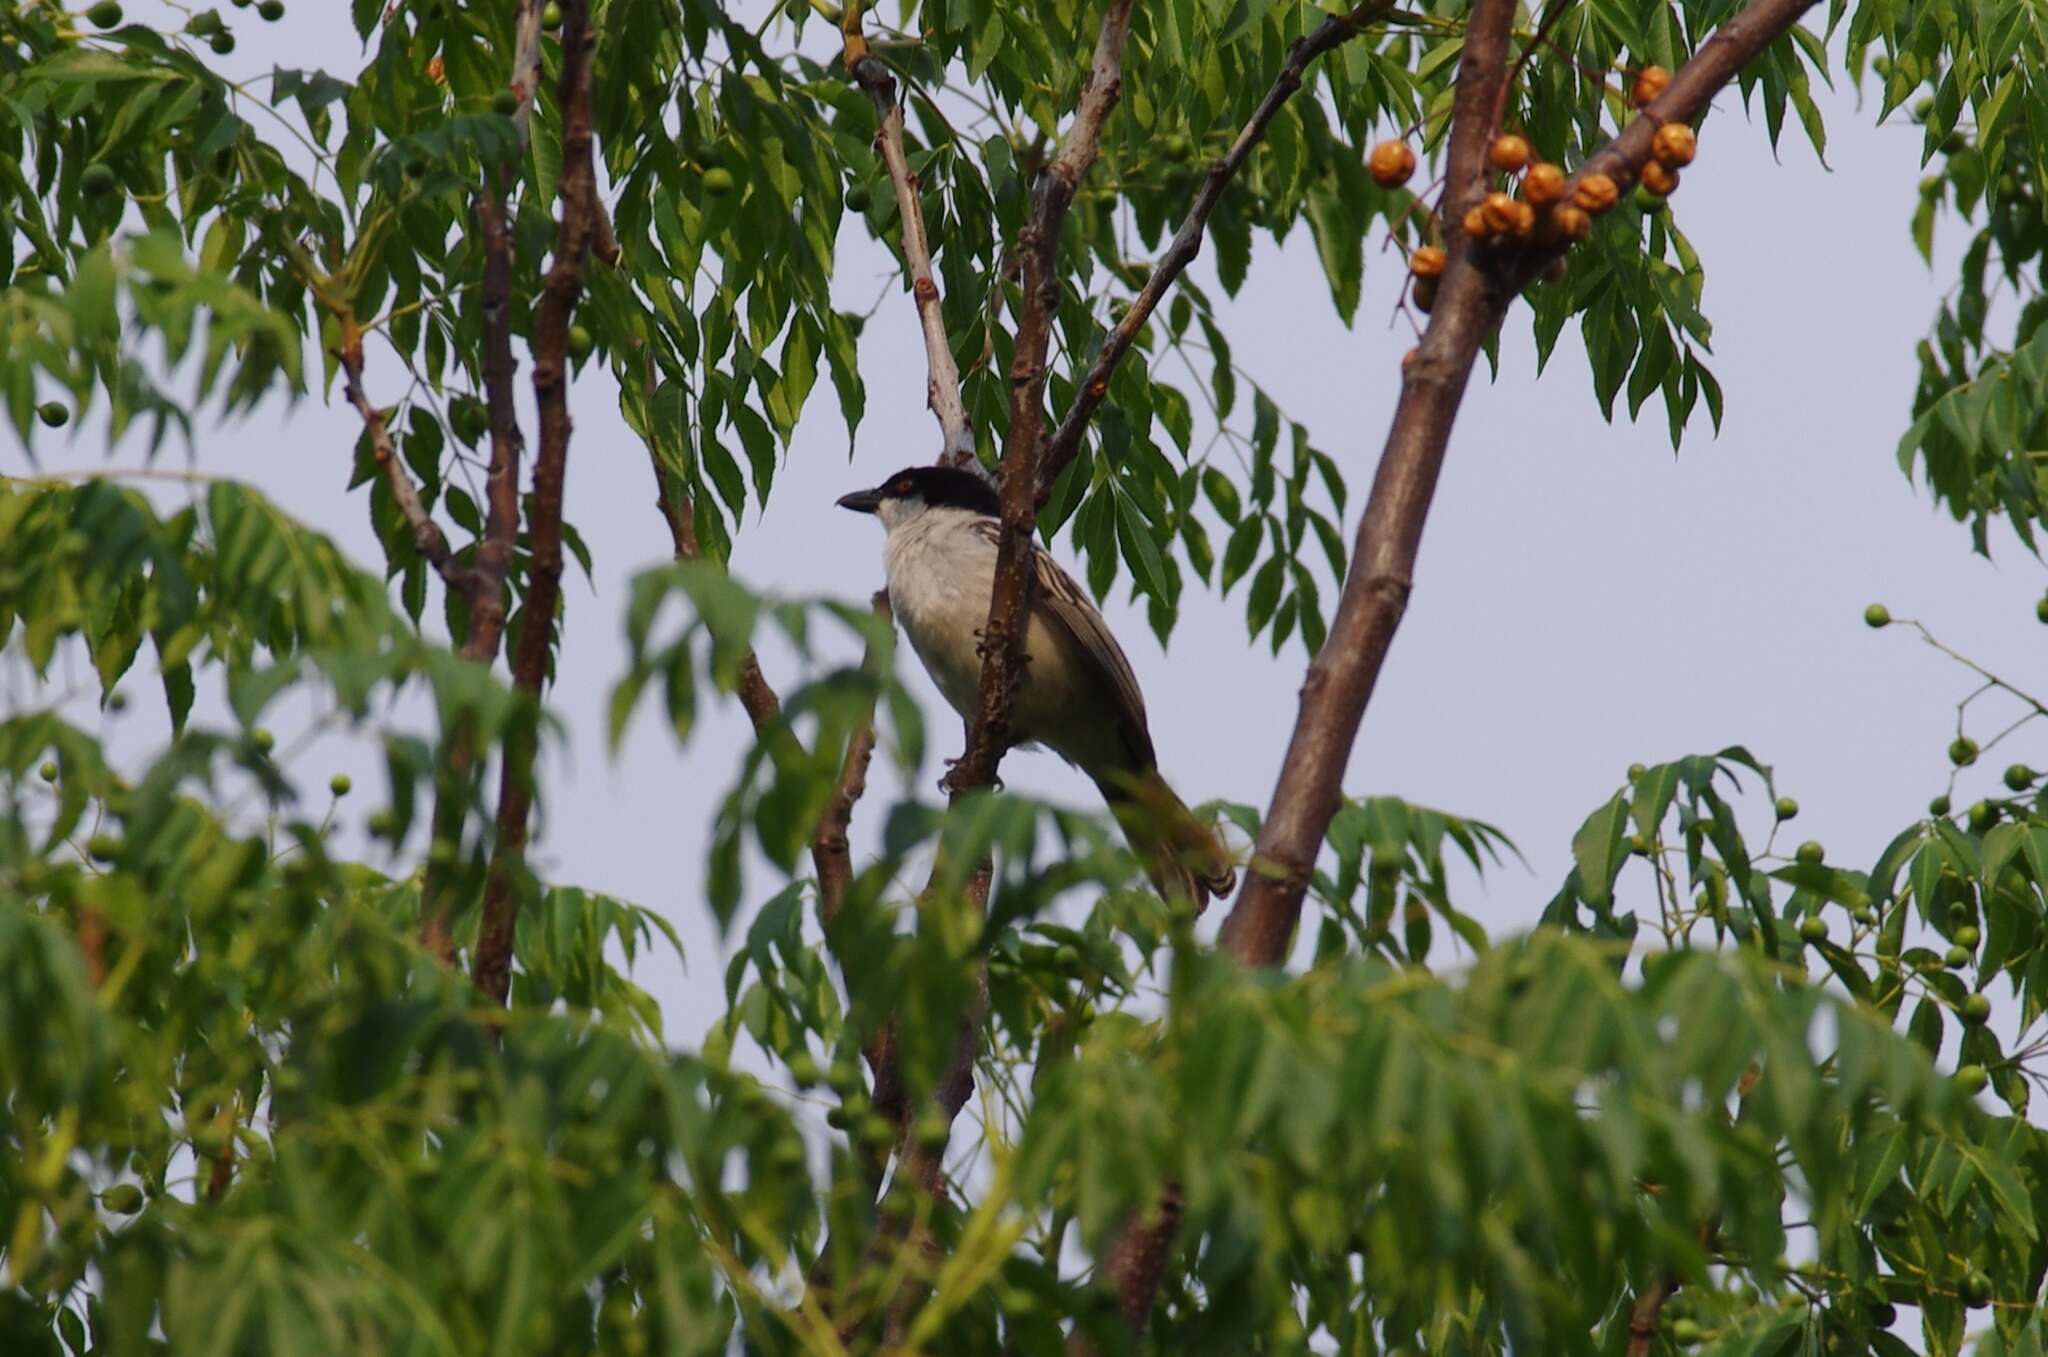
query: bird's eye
[{"left": 894, "top": 479, "right": 912, "bottom": 494}]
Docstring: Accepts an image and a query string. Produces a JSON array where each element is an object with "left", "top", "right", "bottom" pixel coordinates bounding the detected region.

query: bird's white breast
[{"left": 882, "top": 508, "right": 998, "bottom": 721}]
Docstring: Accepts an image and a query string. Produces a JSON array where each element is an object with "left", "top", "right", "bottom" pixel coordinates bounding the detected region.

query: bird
[{"left": 837, "top": 464, "right": 1237, "bottom": 910}]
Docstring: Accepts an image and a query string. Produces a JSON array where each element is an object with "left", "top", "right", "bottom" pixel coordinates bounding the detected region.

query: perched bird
[{"left": 837, "top": 464, "right": 1236, "bottom": 909}]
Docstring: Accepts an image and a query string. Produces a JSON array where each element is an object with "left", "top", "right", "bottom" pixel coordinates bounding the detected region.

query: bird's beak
[{"left": 835, "top": 487, "right": 882, "bottom": 514}]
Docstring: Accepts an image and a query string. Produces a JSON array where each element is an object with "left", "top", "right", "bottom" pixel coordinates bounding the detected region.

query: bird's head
[{"left": 836, "top": 465, "right": 1000, "bottom": 531}]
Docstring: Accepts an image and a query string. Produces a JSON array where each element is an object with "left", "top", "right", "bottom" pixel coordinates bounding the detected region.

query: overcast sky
[{"left": 14, "top": 7, "right": 2041, "bottom": 1049}]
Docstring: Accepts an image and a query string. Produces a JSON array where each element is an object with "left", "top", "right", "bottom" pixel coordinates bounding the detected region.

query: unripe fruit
[
  {"left": 1639, "top": 160, "right": 1679, "bottom": 196},
  {"left": 1962, "top": 1271, "right": 1992, "bottom": 1307},
  {"left": 1955, "top": 925, "right": 1980, "bottom": 948},
  {"left": 81, "top": 163, "right": 118, "bottom": 197},
  {"left": 1795, "top": 840, "right": 1823, "bottom": 865},
  {"left": 1573, "top": 173, "right": 1619, "bottom": 213},
  {"left": 1632, "top": 66, "right": 1671, "bottom": 108},
  {"left": 1955, "top": 1064, "right": 1989, "bottom": 1095},
  {"left": 541, "top": 0, "right": 562, "bottom": 28},
  {"left": 1461, "top": 205, "right": 1490, "bottom": 240},
  {"left": 258, "top": 0, "right": 283, "bottom": 18},
  {"left": 1410, "top": 275, "right": 1438, "bottom": 314},
  {"left": 786, "top": 1051, "right": 819, "bottom": 1087},
  {"left": 87, "top": 1, "right": 124, "bottom": 28},
  {"left": 1629, "top": 833, "right": 1652, "bottom": 857},
  {"left": 842, "top": 183, "right": 869, "bottom": 212},
  {"left": 1929, "top": 794, "right": 1951, "bottom": 816},
  {"left": 1945, "top": 945, "right": 1970, "bottom": 969},
  {"left": 2005, "top": 763, "right": 2034, "bottom": 791},
  {"left": 827, "top": 1058, "right": 860, "bottom": 1095},
  {"left": 1368, "top": 140, "right": 1417, "bottom": 188},
  {"left": 702, "top": 166, "right": 737, "bottom": 197},
  {"left": 1521, "top": 162, "right": 1566, "bottom": 206},
  {"left": 860, "top": 1113, "right": 896, "bottom": 1148},
  {"left": 38, "top": 401, "right": 70, "bottom": 428},
  {"left": 1488, "top": 134, "right": 1531, "bottom": 173},
  {"left": 1799, "top": 916, "right": 1828, "bottom": 944},
  {"left": 1775, "top": 797, "right": 1799, "bottom": 820},
  {"left": 1852, "top": 906, "right": 1876, "bottom": 926},
  {"left": 251, "top": 728, "right": 275, "bottom": 753},
  {"left": 1962, "top": 992, "right": 1992, "bottom": 1024},
  {"left": 1408, "top": 246, "right": 1446, "bottom": 279},
  {"left": 1969, "top": 800, "right": 1996, "bottom": 834},
  {"left": 1671, "top": 1319, "right": 1703, "bottom": 1345},
  {"left": 87, "top": 834, "right": 120, "bottom": 863},
  {"left": 567, "top": 324, "right": 594, "bottom": 361},
  {"left": 329, "top": 774, "right": 351, "bottom": 797},
  {"left": 1864, "top": 603, "right": 1891, "bottom": 628},
  {"left": 1950, "top": 737, "right": 1979, "bottom": 767},
  {"left": 914, "top": 1111, "right": 951, "bottom": 1151},
  {"left": 2037, "top": 595, "right": 2048, "bottom": 624},
  {"left": 1652, "top": 123, "right": 1698, "bottom": 167},
  {"left": 99, "top": 1184, "right": 144, "bottom": 1214},
  {"left": 492, "top": 88, "right": 519, "bottom": 116},
  {"left": 210, "top": 31, "right": 235, "bottom": 55},
  {"left": 1161, "top": 133, "right": 1191, "bottom": 162},
  {"left": 40, "top": 760, "right": 58, "bottom": 782},
  {"left": 1627, "top": 763, "right": 1646, "bottom": 782}
]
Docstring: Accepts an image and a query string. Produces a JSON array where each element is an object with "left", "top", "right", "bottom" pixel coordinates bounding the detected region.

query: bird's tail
[{"left": 1094, "top": 767, "right": 1238, "bottom": 913}]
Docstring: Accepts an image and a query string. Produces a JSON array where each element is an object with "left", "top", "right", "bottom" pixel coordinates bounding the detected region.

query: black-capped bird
[{"left": 837, "top": 465, "right": 1236, "bottom": 909}]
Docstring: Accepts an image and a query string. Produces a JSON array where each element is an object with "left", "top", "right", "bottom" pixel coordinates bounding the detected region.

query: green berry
[
  {"left": 1774, "top": 796, "right": 1799, "bottom": 820},
  {"left": 842, "top": 183, "right": 870, "bottom": 212},
  {"left": 1054, "top": 944, "right": 1081, "bottom": 968},
  {"left": 566, "top": 324, "right": 594, "bottom": 361},
  {"left": 329, "top": 774, "right": 352, "bottom": 797},
  {"left": 1852, "top": 906, "right": 1876, "bottom": 926},
  {"left": 786, "top": 1051, "right": 819, "bottom": 1087},
  {"left": 1962, "top": 1271, "right": 1993, "bottom": 1307},
  {"left": 1799, "top": 917, "right": 1828, "bottom": 944},
  {"left": 86, "top": 834, "right": 119, "bottom": 863},
  {"left": 1969, "top": 800, "right": 1996, "bottom": 834},
  {"left": 1863, "top": 603, "right": 1891, "bottom": 628},
  {"left": 39, "top": 760, "right": 58, "bottom": 782},
  {"left": 702, "top": 166, "right": 737, "bottom": 197},
  {"left": 1671, "top": 1319, "right": 1703, "bottom": 1345},
  {"left": 1954, "top": 925, "right": 1980, "bottom": 948},
  {"left": 1626, "top": 762, "right": 1646, "bottom": 782},
  {"left": 86, "top": 1, "right": 124, "bottom": 28},
  {"left": 541, "top": 0, "right": 563, "bottom": 28},
  {"left": 1161, "top": 132, "right": 1192, "bottom": 162},
  {"left": 210, "top": 31, "right": 235, "bottom": 55},
  {"left": 2005, "top": 763, "right": 2035, "bottom": 791},
  {"left": 1945, "top": 945, "right": 1970, "bottom": 969},
  {"left": 1955, "top": 1064, "right": 1989, "bottom": 1095},
  {"left": 250, "top": 728, "right": 275, "bottom": 753},
  {"left": 827, "top": 1058, "right": 861, "bottom": 1096},
  {"left": 860, "top": 1113, "right": 896, "bottom": 1148},
  {"left": 258, "top": 0, "right": 283, "bottom": 18},
  {"left": 824, "top": 1105, "right": 850, "bottom": 1131},
  {"left": 492, "top": 88, "right": 520, "bottom": 117},
  {"left": 1929, "top": 794, "right": 1952, "bottom": 816},
  {"left": 366, "top": 810, "right": 397, "bottom": 838},
  {"left": 1629, "top": 833, "right": 1652, "bottom": 856},
  {"left": 37, "top": 401, "right": 70, "bottom": 427},
  {"left": 1950, "top": 736, "right": 1980, "bottom": 767},
  {"left": 1795, "top": 840, "right": 1824, "bottom": 866},
  {"left": 2036, "top": 596, "right": 2048, "bottom": 625},
  {"left": 98, "top": 1183, "right": 144, "bottom": 1214},
  {"left": 914, "top": 1111, "right": 951, "bottom": 1152},
  {"left": 696, "top": 143, "right": 727, "bottom": 169},
  {"left": 1962, "top": 992, "right": 1993, "bottom": 1024}
]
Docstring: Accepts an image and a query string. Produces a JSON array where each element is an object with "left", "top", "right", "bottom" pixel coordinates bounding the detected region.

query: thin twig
[
  {"left": 474, "top": 0, "right": 601, "bottom": 1007},
  {"left": 842, "top": 2, "right": 976, "bottom": 465},
  {"left": 813, "top": 591, "right": 892, "bottom": 927},
  {"left": 1037, "top": 0, "right": 1394, "bottom": 501},
  {"left": 338, "top": 339, "right": 463, "bottom": 583}
]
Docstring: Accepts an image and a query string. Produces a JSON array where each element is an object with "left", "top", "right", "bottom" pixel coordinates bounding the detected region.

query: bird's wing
[{"left": 968, "top": 519, "right": 1155, "bottom": 769}]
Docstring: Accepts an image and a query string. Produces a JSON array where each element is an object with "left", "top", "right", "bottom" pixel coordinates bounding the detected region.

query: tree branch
[
  {"left": 1038, "top": 0, "right": 1394, "bottom": 502},
  {"left": 474, "top": 0, "right": 600, "bottom": 1007},
  {"left": 338, "top": 339, "right": 463, "bottom": 585},
  {"left": 841, "top": 2, "right": 976, "bottom": 465},
  {"left": 1218, "top": 0, "right": 1821, "bottom": 968},
  {"left": 1625, "top": 1275, "right": 1678, "bottom": 1357}
]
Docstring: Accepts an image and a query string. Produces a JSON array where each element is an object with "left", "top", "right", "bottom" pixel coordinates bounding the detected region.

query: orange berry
[
  {"left": 1505, "top": 199, "right": 1535, "bottom": 237},
  {"left": 1572, "top": 172, "right": 1619, "bottom": 214},
  {"left": 1631, "top": 66, "right": 1671, "bottom": 108},
  {"left": 1462, "top": 205, "right": 1490, "bottom": 240},
  {"left": 1551, "top": 204, "right": 1591, "bottom": 241},
  {"left": 1411, "top": 274, "right": 1439, "bottom": 314},
  {"left": 1488, "top": 133, "right": 1531, "bottom": 173},
  {"left": 1481, "top": 190, "right": 1521, "bottom": 233},
  {"left": 1521, "top": 162, "right": 1566, "bottom": 207},
  {"left": 1408, "top": 245, "right": 1446, "bottom": 279},
  {"left": 1368, "top": 140, "right": 1417, "bottom": 188},
  {"left": 1640, "top": 160, "right": 1679, "bottom": 196},
  {"left": 1652, "top": 122, "right": 1697, "bottom": 167}
]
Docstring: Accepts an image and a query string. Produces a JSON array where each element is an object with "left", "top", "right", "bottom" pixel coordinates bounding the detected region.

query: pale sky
[{"left": 13, "top": 8, "right": 2040, "bottom": 1050}]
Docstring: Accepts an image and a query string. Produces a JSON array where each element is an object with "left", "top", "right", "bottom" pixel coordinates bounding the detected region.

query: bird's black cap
[{"left": 836, "top": 465, "right": 1000, "bottom": 517}]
